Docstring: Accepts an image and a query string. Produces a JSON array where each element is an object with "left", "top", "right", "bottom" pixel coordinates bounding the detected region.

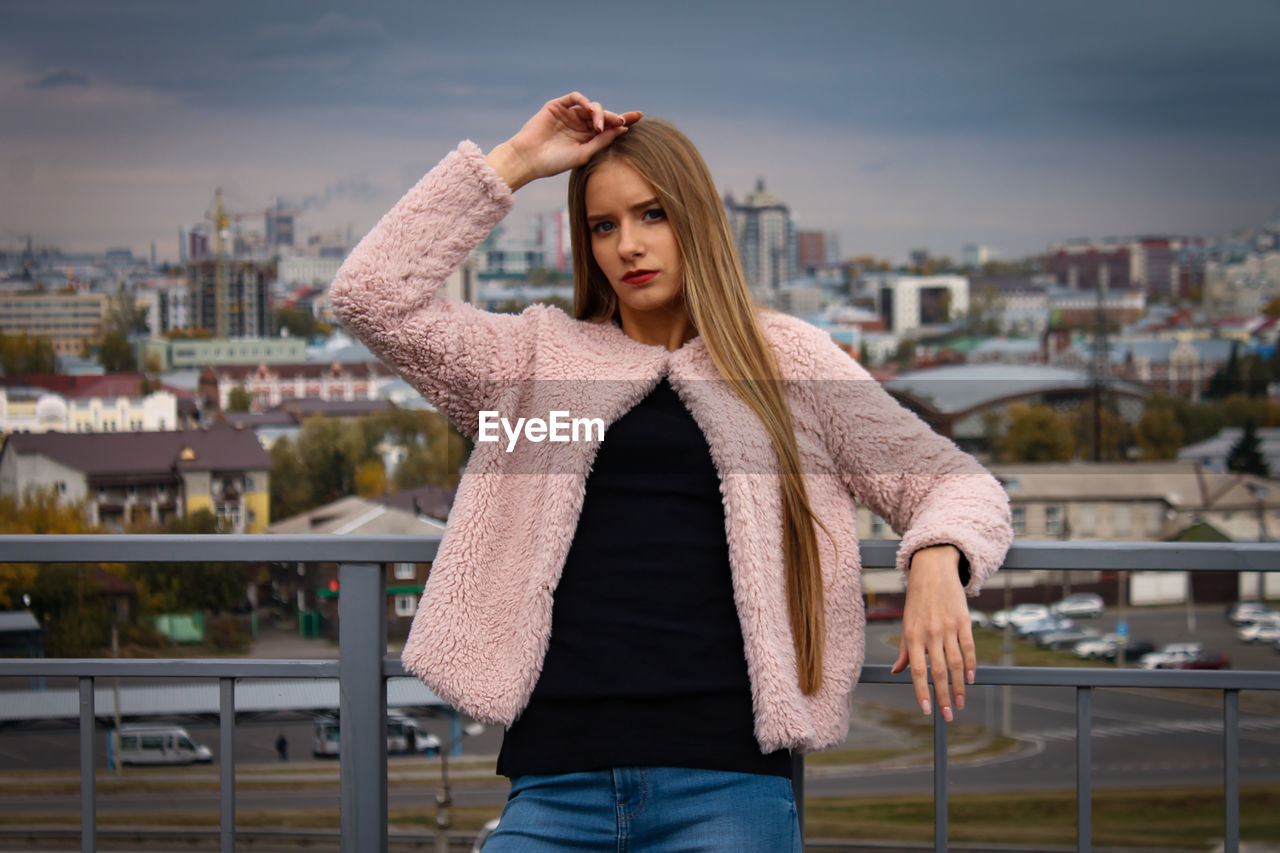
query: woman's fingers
[
  {"left": 895, "top": 622, "right": 974, "bottom": 720},
  {"left": 945, "top": 632, "right": 965, "bottom": 712}
]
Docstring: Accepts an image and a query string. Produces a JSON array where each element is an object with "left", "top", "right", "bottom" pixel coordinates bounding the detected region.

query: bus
[{"left": 312, "top": 712, "right": 441, "bottom": 757}]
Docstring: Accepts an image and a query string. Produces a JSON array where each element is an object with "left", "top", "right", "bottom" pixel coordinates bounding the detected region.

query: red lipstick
[{"left": 622, "top": 270, "right": 658, "bottom": 285}]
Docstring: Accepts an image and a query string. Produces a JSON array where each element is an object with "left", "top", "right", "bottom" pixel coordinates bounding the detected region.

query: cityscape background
[
  {"left": 2, "top": 0, "right": 1279, "bottom": 264},
  {"left": 2, "top": 4, "right": 1280, "bottom": 846}
]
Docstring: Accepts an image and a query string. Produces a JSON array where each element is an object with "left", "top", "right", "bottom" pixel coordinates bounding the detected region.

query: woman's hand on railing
[{"left": 891, "top": 544, "right": 975, "bottom": 721}]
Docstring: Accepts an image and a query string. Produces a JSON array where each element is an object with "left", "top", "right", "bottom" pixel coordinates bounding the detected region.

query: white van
[{"left": 117, "top": 725, "right": 213, "bottom": 766}]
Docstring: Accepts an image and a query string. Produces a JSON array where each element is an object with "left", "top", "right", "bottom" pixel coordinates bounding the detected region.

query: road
[{"left": 0, "top": 604, "right": 1276, "bottom": 818}]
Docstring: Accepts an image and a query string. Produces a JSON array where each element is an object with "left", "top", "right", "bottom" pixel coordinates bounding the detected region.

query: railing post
[
  {"left": 339, "top": 562, "right": 388, "bottom": 853},
  {"left": 1076, "top": 686, "right": 1092, "bottom": 853},
  {"left": 1224, "top": 689, "right": 1239, "bottom": 853},
  {"left": 934, "top": 688, "right": 948, "bottom": 853},
  {"left": 220, "top": 677, "right": 236, "bottom": 853},
  {"left": 79, "top": 677, "right": 95, "bottom": 853}
]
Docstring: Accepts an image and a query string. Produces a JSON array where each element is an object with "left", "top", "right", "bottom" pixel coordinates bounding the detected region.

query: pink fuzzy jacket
[{"left": 329, "top": 141, "right": 1012, "bottom": 753}]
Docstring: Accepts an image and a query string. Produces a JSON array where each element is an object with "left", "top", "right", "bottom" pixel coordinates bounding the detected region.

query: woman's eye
[
  {"left": 642, "top": 208, "right": 666, "bottom": 221},
  {"left": 591, "top": 221, "right": 615, "bottom": 235}
]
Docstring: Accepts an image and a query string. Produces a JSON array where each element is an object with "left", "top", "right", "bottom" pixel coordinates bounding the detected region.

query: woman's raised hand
[{"left": 486, "top": 93, "right": 643, "bottom": 191}]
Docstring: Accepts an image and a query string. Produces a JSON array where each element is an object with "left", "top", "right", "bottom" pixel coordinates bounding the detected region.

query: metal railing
[{"left": 1, "top": 535, "right": 1278, "bottom": 853}]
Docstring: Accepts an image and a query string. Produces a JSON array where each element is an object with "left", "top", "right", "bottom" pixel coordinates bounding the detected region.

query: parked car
[
  {"left": 1036, "top": 628, "right": 1101, "bottom": 650},
  {"left": 991, "top": 604, "right": 1050, "bottom": 630},
  {"left": 1176, "top": 652, "right": 1231, "bottom": 670},
  {"left": 1050, "top": 593, "right": 1105, "bottom": 619},
  {"left": 865, "top": 600, "right": 904, "bottom": 622},
  {"left": 1017, "top": 616, "right": 1074, "bottom": 638},
  {"left": 1226, "top": 602, "right": 1273, "bottom": 624},
  {"left": 1139, "top": 642, "right": 1204, "bottom": 669},
  {"left": 1105, "top": 639, "right": 1156, "bottom": 662},
  {"left": 970, "top": 610, "right": 991, "bottom": 629},
  {"left": 1238, "top": 622, "right": 1280, "bottom": 645},
  {"left": 1074, "top": 633, "right": 1134, "bottom": 659}
]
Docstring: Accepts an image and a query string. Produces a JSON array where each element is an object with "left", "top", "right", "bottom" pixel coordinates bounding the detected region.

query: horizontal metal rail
[
  {"left": 2, "top": 535, "right": 1278, "bottom": 853},
  {"left": 2, "top": 533, "right": 1278, "bottom": 570}
]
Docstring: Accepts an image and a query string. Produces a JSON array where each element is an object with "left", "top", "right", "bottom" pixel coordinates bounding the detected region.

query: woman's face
[{"left": 585, "top": 160, "right": 685, "bottom": 330}]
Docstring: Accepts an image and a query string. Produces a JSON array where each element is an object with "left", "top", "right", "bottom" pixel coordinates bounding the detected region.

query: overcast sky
[{"left": 3, "top": 0, "right": 1279, "bottom": 265}]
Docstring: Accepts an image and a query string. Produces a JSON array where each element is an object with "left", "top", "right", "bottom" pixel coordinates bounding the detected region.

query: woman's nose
[{"left": 617, "top": 223, "right": 643, "bottom": 257}]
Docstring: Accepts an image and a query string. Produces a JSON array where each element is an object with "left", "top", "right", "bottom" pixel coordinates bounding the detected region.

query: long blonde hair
[{"left": 568, "top": 120, "right": 827, "bottom": 695}]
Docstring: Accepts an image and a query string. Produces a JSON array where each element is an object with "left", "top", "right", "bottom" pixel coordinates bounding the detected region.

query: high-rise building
[
  {"left": 266, "top": 201, "right": 296, "bottom": 249},
  {"left": 187, "top": 259, "right": 273, "bottom": 339},
  {"left": 1046, "top": 237, "right": 1188, "bottom": 298},
  {"left": 796, "top": 230, "right": 836, "bottom": 274},
  {"left": 724, "top": 180, "right": 796, "bottom": 297}
]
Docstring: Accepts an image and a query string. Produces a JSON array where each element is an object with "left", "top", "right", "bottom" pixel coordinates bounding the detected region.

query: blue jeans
[{"left": 481, "top": 766, "right": 802, "bottom": 852}]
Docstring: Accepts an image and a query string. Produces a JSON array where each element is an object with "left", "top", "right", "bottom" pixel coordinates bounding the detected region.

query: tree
[
  {"left": 272, "top": 306, "right": 331, "bottom": 340},
  {"left": 1226, "top": 419, "right": 1270, "bottom": 477},
  {"left": 97, "top": 329, "right": 137, "bottom": 372},
  {"left": 108, "top": 285, "right": 148, "bottom": 336},
  {"left": 0, "top": 487, "right": 112, "bottom": 656},
  {"left": 1206, "top": 341, "right": 1240, "bottom": 399},
  {"left": 226, "top": 384, "right": 253, "bottom": 413},
  {"left": 127, "top": 509, "right": 248, "bottom": 614},
  {"left": 0, "top": 331, "right": 58, "bottom": 374},
  {"left": 268, "top": 437, "right": 312, "bottom": 521},
  {"left": 354, "top": 458, "right": 388, "bottom": 497},
  {"left": 996, "top": 403, "right": 1075, "bottom": 463},
  {"left": 1135, "top": 395, "right": 1185, "bottom": 460},
  {"left": 1071, "top": 399, "right": 1133, "bottom": 462},
  {"left": 894, "top": 338, "right": 916, "bottom": 369}
]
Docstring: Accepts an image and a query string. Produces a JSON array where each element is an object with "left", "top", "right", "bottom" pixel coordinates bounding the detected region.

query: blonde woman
[{"left": 330, "top": 93, "right": 1012, "bottom": 851}]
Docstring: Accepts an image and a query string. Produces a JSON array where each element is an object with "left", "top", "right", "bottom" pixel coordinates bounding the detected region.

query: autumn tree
[
  {"left": 267, "top": 409, "right": 469, "bottom": 521},
  {"left": 226, "top": 384, "right": 253, "bottom": 413},
  {"left": 127, "top": 509, "right": 248, "bottom": 614},
  {"left": 995, "top": 403, "right": 1075, "bottom": 463},
  {"left": 0, "top": 331, "right": 58, "bottom": 374},
  {"left": 1072, "top": 399, "right": 1133, "bottom": 462},
  {"left": 0, "top": 486, "right": 112, "bottom": 656},
  {"left": 1135, "top": 394, "right": 1185, "bottom": 460},
  {"left": 97, "top": 329, "right": 137, "bottom": 372}
]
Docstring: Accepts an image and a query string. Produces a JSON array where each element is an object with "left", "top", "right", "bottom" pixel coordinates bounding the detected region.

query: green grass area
[
  {"left": 971, "top": 626, "right": 1115, "bottom": 668},
  {"left": 8, "top": 787, "right": 1276, "bottom": 849},
  {"left": 805, "top": 786, "right": 1280, "bottom": 849},
  {"left": 805, "top": 704, "right": 1019, "bottom": 767}
]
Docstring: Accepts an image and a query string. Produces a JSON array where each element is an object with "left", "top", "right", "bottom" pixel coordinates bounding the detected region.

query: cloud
[
  {"left": 294, "top": 175, "right": 388, "bottom": 214},
  {"left": 29, "top": 69, "right": 90, "bottom": 89}
]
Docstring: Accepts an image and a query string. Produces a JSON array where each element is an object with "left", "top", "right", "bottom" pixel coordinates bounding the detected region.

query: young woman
[{"left": 330, "top": 93, "right": 1012, "bottom": 851}]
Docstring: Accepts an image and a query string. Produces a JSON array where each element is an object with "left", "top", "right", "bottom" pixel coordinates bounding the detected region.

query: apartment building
[
  {"left": 0, "top": 291, "right": 108, "bottom": 356},
  {"left": 0, "top": 429, "right": 270, "bottom": 532}
]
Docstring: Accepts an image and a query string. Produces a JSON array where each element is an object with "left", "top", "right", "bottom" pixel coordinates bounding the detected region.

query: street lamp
[{"left": 1247, "top": 483, "right": 1269, "bottom": 603}]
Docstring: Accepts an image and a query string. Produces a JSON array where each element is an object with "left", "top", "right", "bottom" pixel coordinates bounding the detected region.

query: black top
[{"left": 497, "top": 379, "right": 792, "bottom": 778}]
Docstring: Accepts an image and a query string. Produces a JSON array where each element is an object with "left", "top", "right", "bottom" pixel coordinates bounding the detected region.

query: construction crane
[{"left": 204, "top": 191, "right": 297, "bottom": 338}]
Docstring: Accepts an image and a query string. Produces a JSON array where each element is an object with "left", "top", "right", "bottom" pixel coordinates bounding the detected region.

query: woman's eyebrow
[{"left": 586, "top": 198, "right": 660, "bottom": 224}]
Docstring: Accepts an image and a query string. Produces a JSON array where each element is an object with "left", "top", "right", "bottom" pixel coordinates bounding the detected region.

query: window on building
[
  {"left": 216, "top": 504, "right": 241, "bottom": 531},
  {"left": 394, "top": 594, "right": 417, "bottom": 617},
  {"left": 869, "top": 514, "right": 885, "bottom": 536},
  {"left": 393, "top": 562, "right": 416, "bottom": 580},
  {"left": 1045, "top": 506, "right": 1062, "bottom": 535},
  {"left": 1012, "top": 506, "right": 1026, "bottom": 535}
]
